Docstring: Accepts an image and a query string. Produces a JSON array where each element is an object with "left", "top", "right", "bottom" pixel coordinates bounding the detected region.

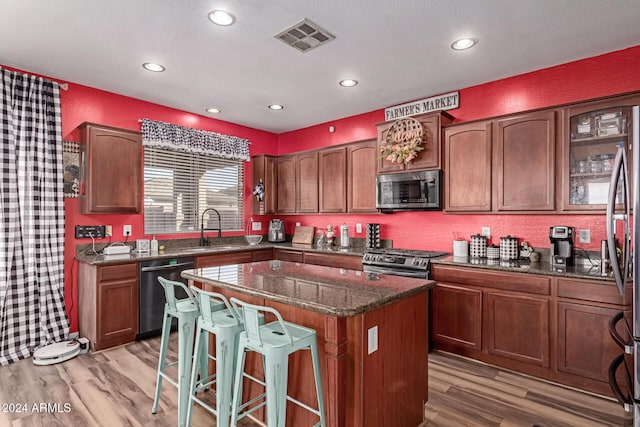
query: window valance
[{"left": 140, "top": 118, "right": 250, "bottom": 161}]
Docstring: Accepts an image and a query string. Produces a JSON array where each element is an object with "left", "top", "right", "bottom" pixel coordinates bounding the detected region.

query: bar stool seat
[
  {"left": 185, "top": 286, "right": 245, "bottom": 427},
  {"left": 229, "top": 297, "right": 326, "bottom": 427},
  {"left": 151, "top": 277, "right": 224, "bottom": 427}
]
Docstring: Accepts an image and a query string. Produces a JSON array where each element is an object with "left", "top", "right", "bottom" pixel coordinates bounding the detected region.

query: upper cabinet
[
  {"left": 494, "top": 110, "right": 557, "bottom": 211},
  {"left": 376, "top": 111, "right": 453, "bottom": 174},
  {"left": 319, "top": 147, "right": 347, "bottom": 213},
  {"left": 79, "top": 122, "right": 142, "bottom": 214},
  {"left": 347, "top": 139, "right": 378, "bottom": 213},
  {"left": 444, "top": 110, "right": 557, "bottom": 213},
  {"left": 561, "top": 94, "right": 640, "bottom": 211},
  {"left": 252, "top": 154, "right": 278, "bottom": 215},
  {"left": 297, "top": 151, "right": 319, "bottom": 213},
  {"left": 444, "top": 121, "right": 493, "bottom": 212},
  {"left": 277, "top": 154, "right": 296, "bottom": 213}
]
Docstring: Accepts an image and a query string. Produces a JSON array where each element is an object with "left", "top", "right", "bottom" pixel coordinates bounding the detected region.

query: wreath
[{"left": 379, "top": 117, "right": 426, "bottom": 164}]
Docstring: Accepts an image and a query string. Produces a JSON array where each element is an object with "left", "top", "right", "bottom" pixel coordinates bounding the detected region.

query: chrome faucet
[{"left": 199, "top": 208, "right": 222, "bottom": 246}]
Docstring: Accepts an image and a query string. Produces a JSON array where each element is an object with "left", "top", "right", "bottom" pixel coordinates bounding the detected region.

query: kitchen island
[{"left": 182, "top": 260, "right": 435, "bottom": 427}]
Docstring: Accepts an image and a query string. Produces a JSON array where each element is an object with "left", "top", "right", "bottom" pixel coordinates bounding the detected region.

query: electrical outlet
[
  {"left": 356, "top": 223, "right": 362, "bottom": 233},
  {"left": 368, "top": 326, "right": 378, "bottom": 354},
  {"left": 251, "top": 221, "right": 262, "bottom": 231},
  {"left": 481, "top": 227, "right": 491, "bottom": 239},
  {"left": 579, "top": 229, "right": 591, "bottom": 244},
  {"left": 105, "top": 225, "right": 112, "bottom": 237},
  {"left": 295, "top": 222, "right": 301, "bottom": 227},
  {"left": 123, "top": 224, "right": 132, "bottom": 236}
]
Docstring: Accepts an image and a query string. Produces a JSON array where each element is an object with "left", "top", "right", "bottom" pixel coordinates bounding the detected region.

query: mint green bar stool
[
  {"left": 229, "top": 297, "right": 326, "bottom": 427},
  {"left": 151, "top": 277, "right": 224, "bottom": 427},
  {"left": 185, "top": 286, "right": 245, "bottom": 427}
]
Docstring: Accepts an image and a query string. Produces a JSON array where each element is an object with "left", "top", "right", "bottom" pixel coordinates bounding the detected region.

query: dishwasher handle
[{"left": 140, "top": 261, "right": 194, "bottom": 272}]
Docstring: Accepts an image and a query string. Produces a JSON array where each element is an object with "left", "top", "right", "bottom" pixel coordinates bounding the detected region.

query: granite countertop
[
  {"left": 182, "top": 260, "right": 435, "bottom": 317},
  {"left": 432, "top": 255, "right": 613, "bottom": 281},
  {"left": 74, "top": 240, "right": 366, "bottom": 265}
]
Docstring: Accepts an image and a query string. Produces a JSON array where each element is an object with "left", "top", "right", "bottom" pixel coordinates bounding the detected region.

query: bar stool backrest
[
  {"left": 190, "top": 286, "right": 238, "bottom": 326},
  {"left": 158, "top": 276, "right": 198, "bottom": 311},
  {"left": 230, "top": 297, "right": 293, "bottom": 346}
]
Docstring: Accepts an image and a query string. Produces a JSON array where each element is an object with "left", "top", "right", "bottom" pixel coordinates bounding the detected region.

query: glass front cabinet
[{"left": 563, "top": 95, "right": 639, "bottom": 211}]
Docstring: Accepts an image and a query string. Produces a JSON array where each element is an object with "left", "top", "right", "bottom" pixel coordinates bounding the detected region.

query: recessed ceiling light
[
  {"left": 339, "top": 79, "right": 358, "bottom": 87},
  {"left": 142, "top": 62, "right": 165, "bottom": 72},
  {"left": 268, "top": 104, "right": 284, "bottom": 110},
  {"left": 205, "top": 107, "right": 221, "bottom": 114},
  {"left": 208, "top": 10, "right": 235, "bottom": 26},
  {"left": 451, "top": 38, "right": 477, "bottom": 50}
]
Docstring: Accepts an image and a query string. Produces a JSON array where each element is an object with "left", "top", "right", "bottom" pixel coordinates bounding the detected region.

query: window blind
[{"left": 143, "top": 146, "right": 244, "bottom": 235}]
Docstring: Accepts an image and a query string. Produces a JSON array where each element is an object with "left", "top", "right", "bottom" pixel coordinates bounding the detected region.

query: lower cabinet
[
  {"left": 431, "top": 264, "right": 630, "bottom": 396},
  {"left": 79, "top": 262, "right": 139, "bottom": 351}
]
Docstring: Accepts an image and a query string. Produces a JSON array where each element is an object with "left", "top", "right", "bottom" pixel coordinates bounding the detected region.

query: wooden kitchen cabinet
[
  {"left": 431, "top": 263, "right": 631, "bottom": 397},
  {"left": 277, "top": 154, "right": 296, "bottom": 213},
  {"left": 303, "top": 251, "right": 362, "bottom": 271},
  {"left": 347, "top": 139, "right": 377, "bottom": 213},
  {"left": 561, "top": 94, "right": 640, "bottom": 211},
  {"left": 376, "top": 111, "right": 453, "bottom": 174},
  {"left": 252, "top": 154, "right": 278, "bottom": 215},
  {"left": 79, "top": 122, "right": 142, "bottom": 213},
  {"left": 297, "top": 151, "right": 319, "bottom": 212},
  {"left": 78, "top": 262, "right": 139, "bottom": 351},
  {"left": 443, "top": 121, "right": 493, "bottom": 212},
  {"left": 319, "top": 147, "right": 347, "bottom": 212},
  {"left": 431, "top": 283, "right": 482, "bottom": 351},
  {"left": 494, "top": 110, "right": 557, "bottom": 211}
]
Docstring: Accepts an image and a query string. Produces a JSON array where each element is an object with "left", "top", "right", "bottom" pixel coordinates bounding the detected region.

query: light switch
[{"left": 252, "top": 221, "right": 262, "bottom": 231}]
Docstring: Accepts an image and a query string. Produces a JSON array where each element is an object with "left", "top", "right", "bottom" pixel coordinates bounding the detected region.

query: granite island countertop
[
  {"left": 182, "top": 260, "right": 435, "bottom": 317},
  {"left": 432, "top": 255, "right": 614, "bottom": 281}
]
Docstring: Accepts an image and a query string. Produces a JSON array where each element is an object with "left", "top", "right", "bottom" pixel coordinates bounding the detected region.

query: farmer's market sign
[{"left": 384, "top": 91, "right": 459, "bottom": 121}]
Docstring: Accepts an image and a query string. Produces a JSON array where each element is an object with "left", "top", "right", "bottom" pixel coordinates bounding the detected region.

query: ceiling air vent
[{"left": 274, "top": 18, "right": 335, "bottom": 53}]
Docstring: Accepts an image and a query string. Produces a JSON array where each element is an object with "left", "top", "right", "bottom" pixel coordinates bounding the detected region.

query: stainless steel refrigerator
[{"left": 607, "top": 105, "right": 639, "bottom": 423}]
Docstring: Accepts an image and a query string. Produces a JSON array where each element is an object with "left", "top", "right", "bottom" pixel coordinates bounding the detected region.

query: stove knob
[
  {"left": 412, "top": 259, "right": 419, "bottom": 265},
  {"left": 364, "top": 254, "right": 370, "bottom": 261},
  {"left": 421, "top": 260, "right": 427, "bottom": 266}
]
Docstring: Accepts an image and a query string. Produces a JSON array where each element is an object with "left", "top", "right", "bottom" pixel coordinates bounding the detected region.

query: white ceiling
[{"left": 1, "top": 0, "right": 639, "bottom": 134}]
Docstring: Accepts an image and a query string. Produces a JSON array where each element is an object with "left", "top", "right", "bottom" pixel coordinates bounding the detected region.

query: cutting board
[{"left": 292, "top": 226, "right": 315, "bottom": 245}]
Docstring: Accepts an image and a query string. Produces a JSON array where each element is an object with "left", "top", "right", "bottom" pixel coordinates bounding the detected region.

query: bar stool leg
[
  {"left": 215, "top": 326, "right": 239, "bottom": 427},
  {"left": 264, "top": 351, "right": 289, "bottom": 427},
  {"left": 185, "top": 322, "right": 205, "bottom": 427},
  {"left": 152, "top": 310, "right": 172, "bottom": 414},
  {"left": 230, "top": 343, "right": 248, "bottom": 426},
  {"left": 177, "top": 314, "right": 197, "bottom": 427},
  {"left": 310, "top": 340, "right": 327, "bottom": 426}
]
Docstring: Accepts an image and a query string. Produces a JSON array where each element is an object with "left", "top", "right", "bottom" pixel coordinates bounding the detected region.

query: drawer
[
  {"left": 98, "top": 263, "right": 138, "bottom": 282},
  {"left": 431, "top": 264, "right": 550, "bottom": 295},
  {"left": 252, "top": 248, "right": 273, "bottom": 261},
  {"left": 196, "top": 251, "right": 253, "bottom": 268},
  {"left": 557, "top": 278, "right": 627, "bottom": 305},
  {"left": 303, "top": 252, "right": 362, "bottom": 271},
  {"left": 274, "top": 248, "right": 304, "bottom": 263}
]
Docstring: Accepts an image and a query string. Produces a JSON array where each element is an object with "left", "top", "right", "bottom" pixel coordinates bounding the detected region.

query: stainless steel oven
[{"left": 362, "top": 248, "right": 447, "bottom": 279}]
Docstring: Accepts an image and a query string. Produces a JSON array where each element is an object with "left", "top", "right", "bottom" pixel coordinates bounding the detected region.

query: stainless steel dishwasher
[{"left": 138, "top": 256, "right": 195, "bottom": 340}]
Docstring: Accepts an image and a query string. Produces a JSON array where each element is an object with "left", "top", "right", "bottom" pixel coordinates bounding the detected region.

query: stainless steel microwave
[{"left": 376, "top": 170, "right": 442, "bottom": 211}]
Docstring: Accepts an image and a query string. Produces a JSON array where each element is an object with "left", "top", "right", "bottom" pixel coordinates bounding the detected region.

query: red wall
[
  {"left": 272, "top": 45, "right": 640, "bottom": 253},
  {"left": 4, "top": 44, "right": 640, "bottom": 333}
]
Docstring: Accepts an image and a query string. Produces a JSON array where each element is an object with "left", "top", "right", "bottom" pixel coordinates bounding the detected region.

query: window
[{"left": 143, "top": 146, "right": 244, "bottom": 234}]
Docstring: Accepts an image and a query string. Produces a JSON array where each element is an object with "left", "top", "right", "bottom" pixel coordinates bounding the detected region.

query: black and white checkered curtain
[{"left": 0, "top": 68, "right": 69, "bottom": 365}]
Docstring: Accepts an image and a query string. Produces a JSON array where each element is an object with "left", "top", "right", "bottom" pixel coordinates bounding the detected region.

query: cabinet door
[
  {"left": 277, "top": 155, "right": 296, "bottom": 213},
  {"left": 486, "top": 291, "right": 550, "bottom": 367},
  {"left": 495, "top": 111, "right": 556, "bottom": 211},
  {"left": 252, "top": 155, "right": 277, "bottom": 215},
  {"left": 405, "top": 112, "right": 443, "bottom": 171},
  {"left": 297, "top": 151, "right": 319, "bottom": 212},
  {"left": 196, "top": 251, "right": 254, "bottom": 268},
  {"left": 376, "top": 120, "right": 405, "bottom": 174},
  {"left": 444, "top": 121, "right": 492, "bottom": 212},
  {"left": 431, "top": 284, "right": 482, "bottom": 350},
  {"left": 557, "top": 302, "right": 623, "bottom": 381},
  {"left": 80, "top": 123, "right": 142, "bottom": 213},
  {"left": 562, "top": 95, "right": 640, "bottom": 211},
  {"left": 97, "top": 277, "right": 138, "bottom": 350},
  {"left": 319, "top": 147, "right": 347, "bottom": 212},
  {"left": 347, "top": 139, "right": 377, "bottom": 213}
]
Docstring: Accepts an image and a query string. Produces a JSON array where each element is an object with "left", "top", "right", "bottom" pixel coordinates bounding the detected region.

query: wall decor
[
  {"left": 379, "top": 117, "right": 426, "bottom": 164},
  {"left": 63, "top": 140, "right": 79, "bottom": 198}
]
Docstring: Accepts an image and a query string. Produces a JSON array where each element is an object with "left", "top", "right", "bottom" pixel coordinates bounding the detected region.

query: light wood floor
[{"left": 0, "top": 334, "right": 631, "bottom": 426}]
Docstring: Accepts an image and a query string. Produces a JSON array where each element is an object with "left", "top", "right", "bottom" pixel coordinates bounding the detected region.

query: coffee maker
[
  {"left": 549, "top": 226, "right": 575, "bottom": 266},
  {"left": 268, "top": 219, "right": 286, "bottom": 242}
]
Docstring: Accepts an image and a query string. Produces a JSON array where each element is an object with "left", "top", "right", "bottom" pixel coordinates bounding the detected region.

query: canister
[
  {"left": 499, "top": 236, "right": 519, "bottom": 261},
  {"left": 453, "top": 239, "right": 469, "bottom": 257},
  {"left": 470, "top": 234, "right": 487, "bottom": 258}
]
